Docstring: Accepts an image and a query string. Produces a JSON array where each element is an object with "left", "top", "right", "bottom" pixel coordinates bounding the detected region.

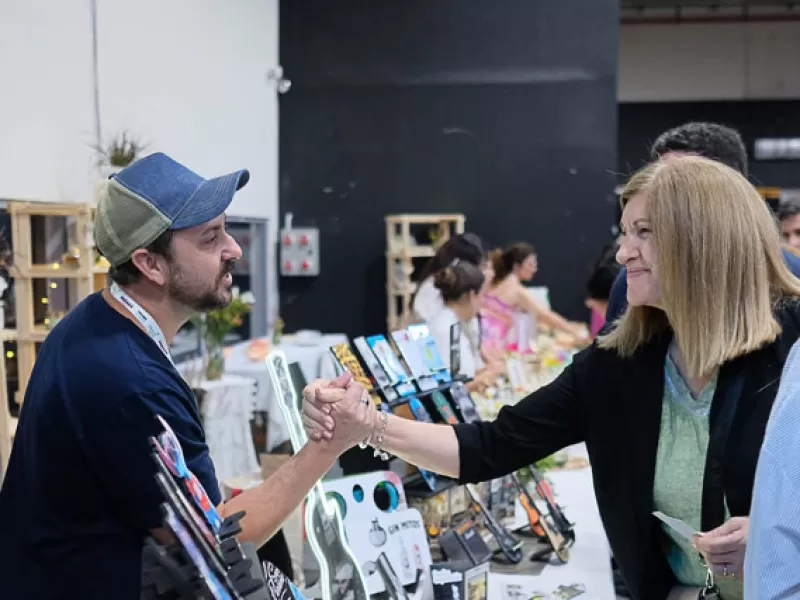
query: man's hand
[
  {"left": 693, "top": 516, "right": 748, "bottom": 580},
  {"left": 302, "top": 374, "right": 376, "bottom": 453}
]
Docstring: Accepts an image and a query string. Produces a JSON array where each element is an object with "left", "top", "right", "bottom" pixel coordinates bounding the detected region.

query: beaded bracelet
[{"left": 372, "top": 411, "right": 390, "bottom": 461}]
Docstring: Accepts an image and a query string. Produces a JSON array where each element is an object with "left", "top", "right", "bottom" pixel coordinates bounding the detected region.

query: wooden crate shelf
[
  {"left": 1, "top": 200, "right": 100, "bottom": 475},
  {"left": 385, "top": 213, "right": 465, "bottom": 331}
]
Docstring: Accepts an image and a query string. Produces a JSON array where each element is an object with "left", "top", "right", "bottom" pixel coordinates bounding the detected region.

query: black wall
[
  {"left": 279, "top": 1, "right": 620, "bottom": 337},
  {"left": 619, "top": 100, "right": 800, "bottom": 189}
]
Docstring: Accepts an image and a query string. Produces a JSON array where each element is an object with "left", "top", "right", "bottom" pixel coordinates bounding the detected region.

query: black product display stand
[
  {"left": 140, "top": 433, "right": 305, "bottom": 600},
  {"left": 141, "top": 512, "right": 271, "bottom": 600}
]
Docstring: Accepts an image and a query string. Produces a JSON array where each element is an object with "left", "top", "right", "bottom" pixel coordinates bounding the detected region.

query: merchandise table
[
  {"left": 224, "top": 333, "right": 346, "bottom": 451},
  {"left": 197, "top": 374, "right": 261, "bottom": 487},
  {"left": 489, "top": 444, "right": 616, "bottom": 599}
]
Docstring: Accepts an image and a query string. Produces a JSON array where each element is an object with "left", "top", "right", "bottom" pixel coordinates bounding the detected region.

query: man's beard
[{"left": 167, "top": 259, "right": 236, "bottom": 312}]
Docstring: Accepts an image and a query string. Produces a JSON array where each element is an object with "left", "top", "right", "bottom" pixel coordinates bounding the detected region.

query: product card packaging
[{"left": 430, "top": 561, "right": 489, "bottom": 600}]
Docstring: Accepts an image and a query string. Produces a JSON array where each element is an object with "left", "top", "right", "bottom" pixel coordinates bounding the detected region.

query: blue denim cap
[{"left": 94, "top": 152, "right": 249, "bottom": 267}]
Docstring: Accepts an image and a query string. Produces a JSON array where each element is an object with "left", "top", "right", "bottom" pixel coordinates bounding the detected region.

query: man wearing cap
[{"left": 0, "top": 153, "right": 376, "bottom": 599}]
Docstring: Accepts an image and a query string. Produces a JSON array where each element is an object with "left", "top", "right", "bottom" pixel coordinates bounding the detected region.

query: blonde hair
[{"left": 598, "top": 156, "right": 800, "bottom": 377}]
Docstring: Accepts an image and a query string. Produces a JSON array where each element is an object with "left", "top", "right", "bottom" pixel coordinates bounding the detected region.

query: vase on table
[{"left": 205, "top": 341, "right": 225, "bottom": 381}]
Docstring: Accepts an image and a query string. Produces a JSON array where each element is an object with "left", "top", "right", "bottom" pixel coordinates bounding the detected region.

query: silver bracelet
[
  {"left": 358, "top": 394, "right": 373, "bottom": 449},
  {"left": 372, "top": 411, "right": 390, "bottom": 461}
]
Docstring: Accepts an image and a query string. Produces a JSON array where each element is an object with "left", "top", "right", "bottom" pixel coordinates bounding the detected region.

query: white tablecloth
[
  {"left": 198, "top": 374, "right": 260, "bottom": 487},
  {"left": 490, "top": 444, "right": 616, "bottom": 599},
  {"left": 224, "top": 333, "right": 346, "bottom": 451}
]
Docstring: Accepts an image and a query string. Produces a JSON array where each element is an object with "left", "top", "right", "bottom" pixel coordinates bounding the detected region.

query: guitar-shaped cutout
[
  {"left": 527, "top": 466, "right": 576, "bottom": 547},
  {"left": 266, "top": 349, "right": 370, "bottom": 600},
  {"left": 509, "top": 473, "right": 570, "bottom": 563},
  {"left": 464, "top": 483, "right": 523, "bottom": 564}
]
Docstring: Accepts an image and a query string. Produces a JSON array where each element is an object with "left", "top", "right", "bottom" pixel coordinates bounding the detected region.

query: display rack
[
  {"left": 0, "top": 337, "right": 12, "bottom": 474},
  {"left": 0, "top": 201, "right": 109, "bottom": 474},
  {"left": 385, "top": 213, "right": 465, "bottom": 331}
]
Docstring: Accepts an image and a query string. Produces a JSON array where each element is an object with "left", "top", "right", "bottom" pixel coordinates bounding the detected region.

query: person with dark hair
[
  {"left": 0, "top": 153, "right": 375, "bottom": 599},
  {"left": 778, "top": 197, "right": 800, "bottom": 252},
  {"left": 412, "top": 232, "right": 491, "bottom": 322},
  {"left": 585, "top": 243, "right": 621, "bottom": 337},
  {"left": 606, "top": 121, "right": 800, "bottom": 322},
  {"left": 482, "top": 242, "right": 588, "bottom": 349},
  {"left": 427, "top": 261, "right": 496, "bottom": 392},
  {"left": 650, "top": 122, "right": 748, "bottom": 176}
]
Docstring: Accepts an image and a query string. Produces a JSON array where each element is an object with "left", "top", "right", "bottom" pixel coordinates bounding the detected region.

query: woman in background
[
  {"left": 426, "top": 261, "right": 497, "bottom": 392},
  {"left": 482, "top": 243, "right": 588, "bottom": 349},
  {"left": 412, "top": 232, "right": 502, "bottom": 374},
  {"left": 585, "top": 242, "right": 622, "bottom": 336},
  {"left": 412, "top": 232, "right": 491, "bottom": 321}
]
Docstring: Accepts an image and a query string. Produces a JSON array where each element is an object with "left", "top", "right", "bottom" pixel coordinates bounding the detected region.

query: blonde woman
[{"left": 304, "top": 156, "right": 800, "bottom": 600}]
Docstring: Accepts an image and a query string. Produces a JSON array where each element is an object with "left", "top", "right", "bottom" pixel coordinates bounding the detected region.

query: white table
[
  {"left": 197, "top": 374, "right": 261, "bottom": 488},
  {"left": 490, "top": 444, "right": 616, "bottom": 599},
  {"left": 224, "top": 333, "right": 346, "bottom": 451}
]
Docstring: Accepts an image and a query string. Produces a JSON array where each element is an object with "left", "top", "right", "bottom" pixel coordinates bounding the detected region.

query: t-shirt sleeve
[{"left": 75, "top": 388, "right": 221, "bottom": 533}]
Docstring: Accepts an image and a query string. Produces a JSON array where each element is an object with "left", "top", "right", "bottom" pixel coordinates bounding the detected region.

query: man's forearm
[
  {"left": 379, "top": 415, "right": 460, "bottom": 479},
  {"left": 220, "top": 442, "right": 340, "bottom": 548}
]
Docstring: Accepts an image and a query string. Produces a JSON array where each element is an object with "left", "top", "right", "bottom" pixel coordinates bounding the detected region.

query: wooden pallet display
[
  {"left": 0, "top": 201, "right": 108, "bottom": 473},
  {"left": 385, "top": 213, "right": 465, "bottom": 331}
]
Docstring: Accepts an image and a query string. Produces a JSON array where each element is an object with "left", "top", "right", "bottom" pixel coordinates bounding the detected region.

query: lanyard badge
[{"left": 110, "top": 282, "right": 174, "bottom": 365}]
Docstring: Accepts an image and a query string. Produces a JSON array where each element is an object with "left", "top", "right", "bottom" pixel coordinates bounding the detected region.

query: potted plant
[
  {"left": 195, "top": 288, "right": 256, "bottom": 381},
  {"left": 92, "top": 131, "right": 148, "bottom": 179}
]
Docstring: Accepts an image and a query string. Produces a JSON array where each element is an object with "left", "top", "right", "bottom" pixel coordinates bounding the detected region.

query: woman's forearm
[
  {"left": 375, "top": 415, "right": 461, "bottom": 479},
  {"left": 540, "top": 308, "right": 575, "bottom": 335}
]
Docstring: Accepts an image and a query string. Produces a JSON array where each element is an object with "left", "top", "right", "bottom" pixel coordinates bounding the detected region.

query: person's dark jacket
[
  {"left": 606, "top": 248, "right": 800, "bottom": 322},
  {"left": 454, "top": 298, "right": 800, "bottom": 600}
]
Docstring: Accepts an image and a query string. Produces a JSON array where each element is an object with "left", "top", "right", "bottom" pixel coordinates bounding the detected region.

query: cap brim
[{"left": 170, "top": 169, "right": 250, "bottom": 230}]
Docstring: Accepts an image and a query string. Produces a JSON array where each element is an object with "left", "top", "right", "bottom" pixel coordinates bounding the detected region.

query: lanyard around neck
[{"left": 110, "top": 282, "right": 174, "bottom": 365}]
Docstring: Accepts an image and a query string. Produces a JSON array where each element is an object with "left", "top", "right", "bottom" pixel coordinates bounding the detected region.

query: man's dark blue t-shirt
[
  {"left": 0, "top": 292, "right": 220, "bottom": 599},
  {"left": 605, "top": 248, "right": 800, "bottom": 322}
]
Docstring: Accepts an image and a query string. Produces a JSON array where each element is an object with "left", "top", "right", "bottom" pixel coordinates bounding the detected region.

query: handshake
[{"left": 301, "top": 372, "right": 380, "bottom": 455}]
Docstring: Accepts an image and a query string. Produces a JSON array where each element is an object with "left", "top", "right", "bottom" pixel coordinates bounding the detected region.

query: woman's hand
[
  {"left": 301, "top": 373, "right": 351, "bottom": 442},
  {"left": 693, "top": 516, "right": 748, "bottom": 579},
  {"left": 469, "top": 369, "right": 497, "bottom": 393}
]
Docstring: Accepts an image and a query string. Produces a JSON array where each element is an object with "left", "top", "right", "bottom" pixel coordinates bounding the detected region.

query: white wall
[
  {"left": 0, "top": 1, "right": 96, "bottom": 202},
  {"left": 619, "top": 20, "right": 800, "bottom": 102},
  {"left": 96, "top": 0, "right": 279, "bottom": 222},
  {"left": 0, "top": 0, "right": 279, "bottom": 225}
]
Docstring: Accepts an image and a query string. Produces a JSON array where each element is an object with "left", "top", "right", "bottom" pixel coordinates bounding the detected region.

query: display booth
[
  {"left": 1, "top": 205, "right": 614, "bottom": 598},
  {"left": 247, "top": 316, "right": 612, "bottom": 600}
]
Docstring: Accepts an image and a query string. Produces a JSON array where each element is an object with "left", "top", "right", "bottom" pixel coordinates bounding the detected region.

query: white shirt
[
  {"left": 412, "top": 277, "right": 444, "bottom": 322},
  {"left": 427, "top": 307, "right": 481, "bottom": 378}
]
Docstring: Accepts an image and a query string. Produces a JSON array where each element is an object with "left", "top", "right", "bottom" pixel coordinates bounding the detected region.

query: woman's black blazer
[{"left": 454, "top": 299, "right": 800, "bottom": 600}]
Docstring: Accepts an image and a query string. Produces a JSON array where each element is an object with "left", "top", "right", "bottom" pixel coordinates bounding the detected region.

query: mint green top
[{"left": 652, "top": 355, "right": 743, "bottom": 600}]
